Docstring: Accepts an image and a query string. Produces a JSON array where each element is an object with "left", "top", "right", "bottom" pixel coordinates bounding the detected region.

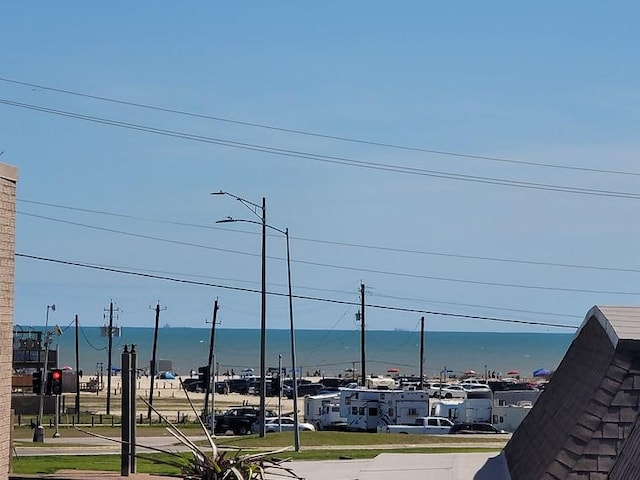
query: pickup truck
[
  {"left": 385, "top": 416, "right": 454, "bottom": 435},
  {"left": 213, "top": 406, "right": 276, "bottom": 435}
]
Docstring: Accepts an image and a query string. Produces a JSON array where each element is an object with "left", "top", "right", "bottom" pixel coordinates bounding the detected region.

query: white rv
[
  {"left": 340, "top": 388, "right": 429, "bottom": 432},
  {"left": 318, "top": 401, "right": 347, "bottom": 431},
  {"left": 492, "top": 401, "right": 533, "bottom": 433},
  {"left": 430, "top": 389, "right": 492, "bottom": 423},
  {"left": 365, "top": 376, "right": 396, "bottom": 390},
  {"left": 303, "top": 393, "right": 340, "bottom": 428}
]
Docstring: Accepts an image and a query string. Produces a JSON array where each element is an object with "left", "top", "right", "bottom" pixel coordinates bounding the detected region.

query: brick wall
[{"left": 0, "top": 163, "right": 18, "bottom": 479}]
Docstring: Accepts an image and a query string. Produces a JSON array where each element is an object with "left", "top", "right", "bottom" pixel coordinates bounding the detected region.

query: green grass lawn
[
  {"left": 12, "top": 445, "right": 501, "bottom": 476},
  {"left": 11, "top": 427, "right": 507, "bottom": 476},
  {"left": 12, "top": 453, "right": 187, "bottom": 476}
]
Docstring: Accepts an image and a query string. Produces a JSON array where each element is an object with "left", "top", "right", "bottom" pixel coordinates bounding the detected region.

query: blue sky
[{"left": 2, "top": 2, "right": 640, "bottom": 333}]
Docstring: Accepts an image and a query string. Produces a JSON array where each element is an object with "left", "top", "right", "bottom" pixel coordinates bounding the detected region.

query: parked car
[
  {"left": 182, "top": 378, "right": 205, "bottom": 393},
  {"left": 251, "top": 416, "right": 316, "bottom": 434},
  {"left": 432, "top": 384, "right": 467, "bottom": 399},
  {"left": 215, "top": 381, "right": 230, "bottom": 394},
  {"left": 227, "top": 378, "right": 250, "bottom": 394},
  {"left": 214, "top": 406, "right": 277, "bottom": 435},
  {"left": 450, "top": 422, "right": 508, "bottom": 434},
  {"left": 342, "top": 382, "right": 358, "bottom": 389},
  {"left": 425, "top": 382, "right": 451, "bottom": 397},
  {"left": 285, "top": 383, "right": 325, "bottom": 398},
  {"left": 386, "top": 416, "right": 454, "bottom": 435}
]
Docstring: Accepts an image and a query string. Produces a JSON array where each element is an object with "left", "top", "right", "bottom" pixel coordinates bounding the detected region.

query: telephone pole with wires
[
  {"left": 356, "top": 283, "right": 366, "bottom": 386},
  {"left": 148, "top": 302, "right": 167, "bottom": 419},
  {"left": 102, "top": 301, "right": 120, "bottom": 415}
]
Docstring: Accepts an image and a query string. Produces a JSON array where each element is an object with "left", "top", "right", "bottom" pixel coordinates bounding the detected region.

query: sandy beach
[{"left": 78, "top": 374, "right": 309, "bottom": 420}]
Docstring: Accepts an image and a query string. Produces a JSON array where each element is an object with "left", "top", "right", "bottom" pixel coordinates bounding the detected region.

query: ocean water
[{"left": 43, "top": 326, "right": 574, "bottom": 380}]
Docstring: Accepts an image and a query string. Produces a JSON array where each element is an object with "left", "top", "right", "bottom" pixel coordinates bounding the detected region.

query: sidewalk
[{"left": 10, "top": 452, "right": 505, "bottom": 480}]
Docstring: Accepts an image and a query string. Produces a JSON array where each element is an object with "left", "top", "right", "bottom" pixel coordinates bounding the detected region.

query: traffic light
[
  {"left": 32, "top": 371, "right": 42, "bottom": 395},
  {"left": 47, "top": 369, "right": 63, "bottom": 396},
  {"left": 198, "top": 365, "right": 210, "bottom": 384}
]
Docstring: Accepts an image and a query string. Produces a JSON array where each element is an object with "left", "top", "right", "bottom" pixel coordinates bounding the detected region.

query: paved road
[
  {"left": 14, "top": 433, "right": 508, "bottom": 456},
  {"left": 13, "top": 434, "right": 508, "bottom": 479}
]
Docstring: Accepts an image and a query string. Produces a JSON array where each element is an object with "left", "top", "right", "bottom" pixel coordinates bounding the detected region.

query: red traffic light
[{"left": 48, "top": 369, "right": 63, "bottom": 395}]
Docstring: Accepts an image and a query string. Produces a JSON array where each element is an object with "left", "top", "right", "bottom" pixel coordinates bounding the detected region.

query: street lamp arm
[
  {"left": 211, "top": 191, "right": 263, "bottom": 221},
  {"left": 216, "top": 217, "right": 287, "bottom": 236}
]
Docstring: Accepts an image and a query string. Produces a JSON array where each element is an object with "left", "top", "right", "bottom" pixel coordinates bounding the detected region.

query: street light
[
  {"left": 212, "top": 191, "right": 267, "bottom": 438},
  {"left": 215, "top": 215, "right": 301, "bottom": 451},
  {"left": 35, "top": 304, "right": 55, "bottom": 443}
]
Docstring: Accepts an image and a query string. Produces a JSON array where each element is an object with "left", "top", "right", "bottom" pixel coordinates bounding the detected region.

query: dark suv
[
  {"left": 213, "top": 406, "right": 277, "bottom": 435},
  {"left": 450, "top": 422, "right": 507, "bottom": 434},
  {"left": 182, "top": 378, "right": 205, "bottom": 393}
]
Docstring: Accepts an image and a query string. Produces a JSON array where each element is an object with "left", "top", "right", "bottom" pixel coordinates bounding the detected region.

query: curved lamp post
[
  {"left": 35, "top": 304, "right": 56, "bottom": 442},
  {"left": 215, "top": 215, "right": 301, "bottom": 452},
  {"left": 212, "top": 191, "right": 267, "bottom": 438}
]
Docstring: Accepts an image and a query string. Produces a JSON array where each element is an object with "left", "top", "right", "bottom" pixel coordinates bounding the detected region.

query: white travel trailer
[
  {"left": 303, "top": 393, "right": 340, "bottom": 428},
  {"left": 430, "top": 389, "right": 493, "bottom": 423},
  {"left": 492, "top": 401, "right": 533, "bottom": 433},
  {"left": 340, "top": 388, "right": 429, "bottom": 432},
  {"left": 365, "top": 376, "right": 396, "bottom": 390}
]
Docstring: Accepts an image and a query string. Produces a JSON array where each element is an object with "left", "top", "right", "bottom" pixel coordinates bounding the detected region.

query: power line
[
  {"left": 18, "top": 199, "right": 640, "bottom": 275},
  {"left": 18, "top": 210, "right": 640, "bottom": 296},
  {"left": 3, "top": 98, "right": 640, "bottom": 200},
  {"left": 371, "top": 292, "right": 581, "bottom": 320},
  {"left": 15, "top": 252, "right": 578, "bottom": 330},
  {"left": 2, "top": 75, "right": 639, "bottom": 178}
]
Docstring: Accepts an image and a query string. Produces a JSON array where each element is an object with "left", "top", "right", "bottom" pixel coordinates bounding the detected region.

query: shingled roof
[{"left": 499, "top": 305, "right": 640, "bottom": 480}]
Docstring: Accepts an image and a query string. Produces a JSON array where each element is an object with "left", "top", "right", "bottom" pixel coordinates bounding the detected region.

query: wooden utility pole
[
  {"left": 148, "top": 302, "right": 166, "bottom": 419},
  {"left": 74, "top": 314, "right": 80, "bottom": 423},
  {"left": 204, "top": 299, "right": 219, "bottom": 417},
  {"left": 105, "top": 302, "right": 116, "bottom": 415},
  {"left": 360, "top": 283, "right": 366, "bottom": 386},
  {"left": 419, "top": 316, "right": 425, "bottom": 390}
]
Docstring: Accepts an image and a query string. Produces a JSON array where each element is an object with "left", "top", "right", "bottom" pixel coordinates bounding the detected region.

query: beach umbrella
[
  {"left": 533, "top": 368, "right": 551, "bottom": 377},
  {"left": 242, "top": 367, "right": 254, "bottom": 373},
  {"left": 387, "top": 368, "right": 400, "bottom": 374},
  {"left": 61, "top": 365, "right": 73, "bottom": 371},
  {"left": 464, "top": 370, "right": 477, "bottom": 376},
  {"left": 507, "top": 370, "right": 520, "bottom": 376}
]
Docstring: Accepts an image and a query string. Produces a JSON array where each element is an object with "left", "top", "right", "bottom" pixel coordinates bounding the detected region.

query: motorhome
[
  {"left": 430, "top": 389, "right": 493, "bottom": 423},
  {"left": 303, "top": 392, "right": 340, "bottom": 428},
  {"left": 492, "top": 400, "right": 533, "bottom": 433},
  {"left": 318, "top": 401, "right": 347, "bottom": 431},
  {"left": 340, "top": 388, "right": 429, "bottom": 432}
]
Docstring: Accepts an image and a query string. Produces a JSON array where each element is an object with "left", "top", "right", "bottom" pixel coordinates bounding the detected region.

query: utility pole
[
  {"left": 359, "top": 283, "right": 366, "bottom": 386},
  {"left": 259, "top": 196, "right": 267, "bottom": 438},
  {"left": 75, "top": 314, "right": 80, "bottom": 423},
  {"left": 148, "top": 302, "right": 166, "bottom": 419},
  {"left": 419, "top": 316, "right": 425, "bottom": 390},
  {"left": 204, "top": 299, "right": 219, "bottom": 418},
  {"left": 104, "top": 301, "right": 119, "bottom": 415}
]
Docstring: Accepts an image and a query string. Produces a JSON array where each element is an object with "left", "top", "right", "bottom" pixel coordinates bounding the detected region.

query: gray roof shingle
[{"left": 501, "top": 305, "right": 640, "bottom": 479}]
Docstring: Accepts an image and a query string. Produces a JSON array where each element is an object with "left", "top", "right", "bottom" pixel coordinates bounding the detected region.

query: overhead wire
[
  {"left": 17, "top": 210, "right": 640, "bottom": 297},
  {"left": 2, "top": 75, "right": 640, "bottom": 178},
  {"left": 18, "top": 199, "right": 640, "bottom": 275},
  {"left": 3, "top": 98, "right": 640, "bottom": 200},
  {"left": 3, "top": 80, "right": 632, "bottom": 331},
  {"left": 15, "top": 253, "right": 578, "bottom": 330}
]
